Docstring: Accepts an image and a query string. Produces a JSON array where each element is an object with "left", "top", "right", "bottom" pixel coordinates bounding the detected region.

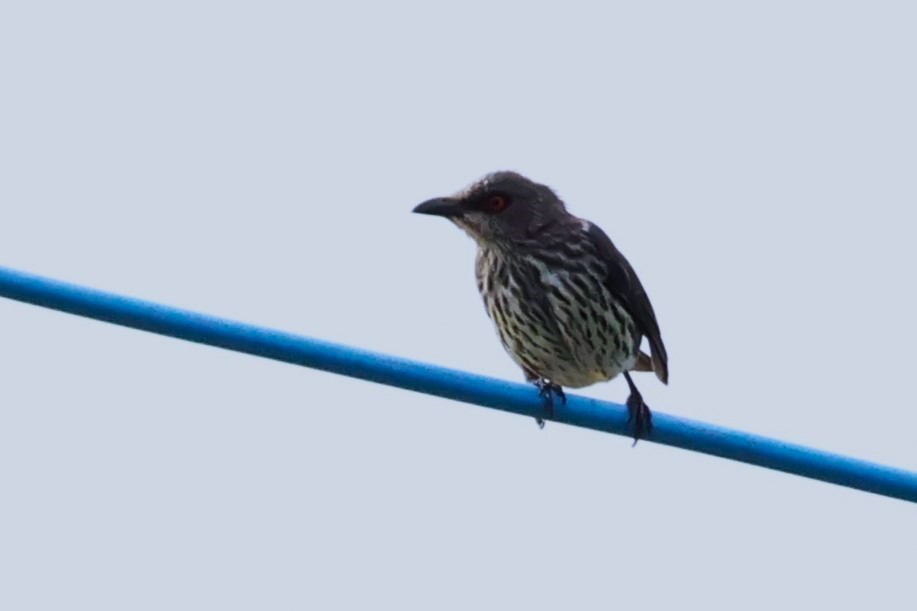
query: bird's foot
[
  {"left": 533, "top": 380, "right": 566, "bottom": 428},
  {"left": 626, "top": 390, "right": 654, "bottom": 446}
]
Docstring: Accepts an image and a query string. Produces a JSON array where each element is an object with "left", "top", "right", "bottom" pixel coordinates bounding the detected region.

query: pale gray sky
[{"left": 1, "top": 2, "right": 915, "bottom": 609}]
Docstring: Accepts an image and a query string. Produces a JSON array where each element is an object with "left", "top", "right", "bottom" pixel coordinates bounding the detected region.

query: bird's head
[{"left": 413, "top": 171, "right": 568, "bottom": 247}]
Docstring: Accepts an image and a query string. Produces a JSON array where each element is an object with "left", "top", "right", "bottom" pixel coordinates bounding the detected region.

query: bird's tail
[{"left": 633, "top": 350, "right": 668, "bottom": 384}]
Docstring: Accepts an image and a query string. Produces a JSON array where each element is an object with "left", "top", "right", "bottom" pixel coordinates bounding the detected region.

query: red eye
[{"left": 488, "top": 194, "right": 509, "bottom": 212}]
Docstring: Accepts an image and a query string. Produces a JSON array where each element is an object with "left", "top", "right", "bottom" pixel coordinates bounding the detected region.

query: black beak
[{"left": 412, "top": 197, "right": 464, "bottom": 218}]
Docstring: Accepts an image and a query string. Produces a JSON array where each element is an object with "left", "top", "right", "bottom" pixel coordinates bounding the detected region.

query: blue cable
[{"left": 1, "top": 265, "right": 915, "bottom": 503}]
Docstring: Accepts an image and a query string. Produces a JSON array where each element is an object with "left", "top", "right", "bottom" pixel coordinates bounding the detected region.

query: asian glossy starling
[{"left": 413, "top": 171, "right": 668, "bottom": 442}]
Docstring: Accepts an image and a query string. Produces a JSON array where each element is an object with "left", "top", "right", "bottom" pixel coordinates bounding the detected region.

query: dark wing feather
[{"left": 586, "top": 222, "right": 669, "bottom": 384}]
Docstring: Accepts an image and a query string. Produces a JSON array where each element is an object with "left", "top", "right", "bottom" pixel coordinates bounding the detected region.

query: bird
[{"left": 412, "top": 171, "right": 668, "bottom": 442}]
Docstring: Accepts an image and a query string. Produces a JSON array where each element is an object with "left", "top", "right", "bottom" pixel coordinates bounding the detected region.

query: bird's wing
[{"left": 585, "top": 222, "right": 669, "bottom": 384}]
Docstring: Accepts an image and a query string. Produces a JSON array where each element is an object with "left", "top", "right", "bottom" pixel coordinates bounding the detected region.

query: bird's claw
[
  {"left": 533, "top": 380, "right": 565, "bottom": 428},
  {"left": 626, "top": 391, "right": 654, "bottom": 445}
]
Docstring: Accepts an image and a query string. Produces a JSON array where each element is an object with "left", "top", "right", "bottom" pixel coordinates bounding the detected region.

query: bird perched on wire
[{"left": 413, "top": 171, "right": 668, "bottom": 442}]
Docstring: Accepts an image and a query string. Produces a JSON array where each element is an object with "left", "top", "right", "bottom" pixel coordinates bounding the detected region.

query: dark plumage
[{"left": 413, "top": 171, "right": 668, "bottom": 441}]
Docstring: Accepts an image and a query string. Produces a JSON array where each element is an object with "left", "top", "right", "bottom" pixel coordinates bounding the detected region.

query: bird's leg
[
  {"left": 524, "top": 369, "right": 566, "bottom": 428},
  {"left": 623, "top": 371, "right": 653, "bottom": 445}
]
